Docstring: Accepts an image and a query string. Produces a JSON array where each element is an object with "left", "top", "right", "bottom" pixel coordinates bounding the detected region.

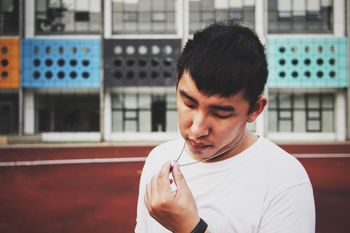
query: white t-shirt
[{"left": 135, "top": 136, "right": 315, "bottom": 233}]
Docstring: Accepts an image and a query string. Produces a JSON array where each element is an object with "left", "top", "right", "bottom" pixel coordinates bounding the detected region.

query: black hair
[{"left": 176, "top": 19, "right": 268, "bottom": 113}]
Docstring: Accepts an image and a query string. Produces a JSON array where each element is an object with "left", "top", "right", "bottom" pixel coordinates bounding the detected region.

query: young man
[{"left": 135, "top": 20, "right": 315, "bottom": 233}]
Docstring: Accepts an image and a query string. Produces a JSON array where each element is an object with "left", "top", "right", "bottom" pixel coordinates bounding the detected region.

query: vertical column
[
  {"left": 255, "top": 0, "right": 267, "bottom": 136},
  {"left": 336, "top": 91, "right": 346, "bottom": 141},
  {"left": 23, "top": 91, "right": 35, "bottom": 134},
  {"left": 25, "top": 0, "right": 35, "bottom": 37},
  {"left": 104, "top": 90, "right": 112, "bottom": 141},
  {"left": 104, "top": 0, "right": 112, "bottom": 38},
  {"left": 333, "top": 0, "right": 345, "bottom": 36}
]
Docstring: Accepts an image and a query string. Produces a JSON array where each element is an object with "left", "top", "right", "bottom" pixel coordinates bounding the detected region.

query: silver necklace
[{"left": 172, "top": 129, "right": 247, "bottom": 168}]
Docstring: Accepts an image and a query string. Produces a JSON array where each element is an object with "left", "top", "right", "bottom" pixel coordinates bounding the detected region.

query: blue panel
[
  {"left": 267, "top": 37, "right": 348, "bottom": 88},
  {"left": 22, "top": 39, "right": 100, "bottom": 88}
]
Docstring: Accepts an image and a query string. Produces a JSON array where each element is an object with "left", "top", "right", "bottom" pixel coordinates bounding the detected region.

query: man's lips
[{"left": 187, "top": 139, "right": 213, "bottom": 152}]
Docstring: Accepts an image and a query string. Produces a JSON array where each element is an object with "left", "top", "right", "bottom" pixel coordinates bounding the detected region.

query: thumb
[{"left": 172, "top": 162, "right": 188, "bottom": 190}]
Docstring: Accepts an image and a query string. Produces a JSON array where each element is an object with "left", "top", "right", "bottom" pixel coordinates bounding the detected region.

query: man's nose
[{"left": 190, "top": 112, "right": 210, "bottom": 138}]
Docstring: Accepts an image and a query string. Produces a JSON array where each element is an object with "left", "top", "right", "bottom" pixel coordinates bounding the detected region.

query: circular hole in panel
[
  {"left": 71, "top": 47, "right": 77, "bottom": 54},
  {"left": 279, "top": 71, "right": 286, "bottom": 78},
  {"left": 329, "top": 58, "right": 336, "bottom": 65},
  {"left": 139, "top": 71, "right": 147, "bottom": 79},
  {"left": 318, "top": 46, "right": 323, "bottom": 52},
  {"left": 291, "top": 59, "right": 298, "bottom": 65},
  {"left": 45, "top": 46, "right": 52, "bottom": 54},
  {"left": 70, "top": 71, "right": 77, "bottom": 79},
  {"left": 126, "top": 71, "right": 134, "bottom": 79},
  {"left": 33, "top": 59, "right": 41, "bottom": 67},
  {"left": 59, "top": 46, "right": 64, "bottom": 54},
  {"left": 33, "top": 71, "right": 41, "bottom": 79},
  {"left": 82, "top": 47, "right": 90, "bottom": 53},
  {"left": 57, "top": 59, "right": 65, "bottom": 66},
  {"left": 151, "top": 71, "right": 159, "bottom": 79},
  {"left": 163, "top": 45, "right": 173, "bottom": 55},
  {"left": 114, "top": 46, "right": 123, "bottom": 55},
  {"left": 305, "top": 46, "right": 310, "bottom": 52},
  {"left": 70, "top": 59, "right": 78, "bottom": 66},
  {"left": 329, "top": 71, "right": 336, "bottom": 78},
  {"left": 164, "top": 57, "right": 173, "bottom": 66},
  {"left": 126, "top": 46, "right": 135, "bottom": 55},
  {"left": 279, "top": 59, "right": 285, "bottom": 65},
  {"left": 317, "top": 71, "right": 323, "bottom": 78},
  {"left": 114, "top": 58, "right": 123, "bottom": 67},
  {"left": 82, "top": 72, "right": 90, "bottom": 78},
  {"left": 45, "top": 59, "right": 53, "bottom": 67},
  {"left": 152, "top": 45, "right": 160, "bottom": 55},
  {"left": 316, "top": 58, "right": 323, "bottom": 65},
  {"left": 82, "top": 60, "right": 90, "bottom": 66},
  {"left": 138, "top": 59, "right": 147, "bottom": 67},
  {"left": 126, "top": 59, "right": 135, "bottom": 66},
  {"left": 291, "top": 46, "right": 298, "bottom": 52},
  {"left": 304, "top": 59, "right": 311, "bottom": 65},
  {"left": 1, "top": 59, "right": 9, "bottom": 67},
  {"left": 305, "top": 71, "right": 311, "bottom": 78},
  {"left": 278, "top": 47, "right": 285, "bottom": 53},
  {"left": 57, "top": 71, "right": 65, "bottom": 79},
  {"left": 34, "top": 46, "right": 40, "bottom": 54},
  {"left": 151, "top": 58, "right": 160, "bottom": 66},
  {"left": 113, "top": 71, "right": 122, "bottom": 79},
  {"left": 45, "top": 71, "right": 53, "bottom": 79},
  {"left": 1, "top": 46, "right": 8, "bottom": 54},
  {"left": 138, "top": 45, "right": 148, "bottom": 55},
  {"left": 1, "top": 71, "right": 8, "bottom": 79},
  {"left": 330, "top": 45, "right": 336, "bottom": 53},
  {"left": 164, "top": 71, "right": 172, "bottom": 78},
  {"left": 291, "top": 71, "right": 298, "bottom": 78}
]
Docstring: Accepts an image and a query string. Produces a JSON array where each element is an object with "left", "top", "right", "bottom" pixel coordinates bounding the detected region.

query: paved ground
[{"left": 0, "top": 143, "right": 349, "bottom": 233}]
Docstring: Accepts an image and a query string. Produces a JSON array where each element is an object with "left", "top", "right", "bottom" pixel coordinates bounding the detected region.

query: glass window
[
  {"left": 268, "top": 0, "right": 333, "bottom": 33},
  {"left": 268, "top": 92, "right": 335, "bottom": 132},
  {"left": 112, "top": 92, "right": 177, "bottom": 132},
  {"left": 35, "top": 0, "right": 101, "bottom": 35},
  {"left": 35, "top": 94, "right": 99, "bottom": 132},
  {"left": 112, "top": 0, "right": 177, "bottom": 34},
  {"left": 0, "top": 0, "right": 19, "bottom": 35},
  {"left": 189, "top": 0, "right": 255, "bottom": 34},
  {"left": 0, "top": 93, "right": 18, "bottom": 134}
]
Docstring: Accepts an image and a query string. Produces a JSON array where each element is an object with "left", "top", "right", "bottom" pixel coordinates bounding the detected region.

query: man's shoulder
[
  {"left": 146, "top": 138, "right": 184, "bottom": 162},
  {"left": 255, "top": 137, "right": 311, "bottom": 187}
]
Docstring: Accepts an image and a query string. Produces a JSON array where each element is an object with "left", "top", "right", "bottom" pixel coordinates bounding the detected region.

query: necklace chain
[{"left": 173, "top": 129, "right": 247, "bottom": 168}]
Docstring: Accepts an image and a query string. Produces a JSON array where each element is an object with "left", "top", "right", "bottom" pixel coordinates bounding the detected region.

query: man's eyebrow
[
  {"left": 179, "top": 90, "right": 198, "bottom": 104},
  {"left": 180, "top": 89, "right": 235, "bottom": 112},
  {"left": 209, "top": 104, "right": 235, "bottom": 112}
]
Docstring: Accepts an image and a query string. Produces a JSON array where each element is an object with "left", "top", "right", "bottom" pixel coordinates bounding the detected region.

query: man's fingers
[{"left": 172, "top": 162, "right": 187, "bottom": 190}]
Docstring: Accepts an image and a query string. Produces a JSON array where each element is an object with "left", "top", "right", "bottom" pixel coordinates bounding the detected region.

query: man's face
[{"left": 176, "top": 71, "right": 252, "bottom": 160}]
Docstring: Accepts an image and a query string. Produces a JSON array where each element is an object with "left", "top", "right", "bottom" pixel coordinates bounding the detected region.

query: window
[
  {"left": 112, "top": 0, "right": 177, "bottom": 34},
  {"left": 35, "top": 0, "right": 101, "bottom": 35},
  {"left": 0, "top": 0, "right": 19, "bottom": 35},
  {"left": 268, "top": 0, "right": 333, "bottom": 33},
  {"left": 268, "top": 92, "right": 335, "bottom": 132},
  {"left": 0, "top": 93, "right": 18, "bottom": 134},
  {"left": 189, "top": 0, "right": 255, "bottom": 34},
  {"left": 112, "top": 92, "right": 177, "bottom": 132},
  {"left": 35, "top": 94, "right": 99, "bottom": 132}
]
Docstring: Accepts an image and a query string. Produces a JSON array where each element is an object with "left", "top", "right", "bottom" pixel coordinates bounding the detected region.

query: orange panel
[{"left": 0, "top": 38, "right": 20, "bottom": 89}]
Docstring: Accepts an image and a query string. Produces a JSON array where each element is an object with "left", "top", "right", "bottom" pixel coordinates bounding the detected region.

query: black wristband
[{"left": 191, "top": 218, "right": 208, "bottom": 233}]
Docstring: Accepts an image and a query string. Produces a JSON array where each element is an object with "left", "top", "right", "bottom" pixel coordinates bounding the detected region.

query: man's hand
[{"left": 144, "top": 161, "right": 200, "bottom": 233}]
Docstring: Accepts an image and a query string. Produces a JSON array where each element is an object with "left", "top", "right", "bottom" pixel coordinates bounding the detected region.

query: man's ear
[{"left": 247, "top": 96, "right": 267, "bottom": 123}]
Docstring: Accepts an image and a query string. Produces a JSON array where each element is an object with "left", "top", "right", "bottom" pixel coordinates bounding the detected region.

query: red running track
[{"left": 0, "top": 143, "right": 349, "bottom": 233}]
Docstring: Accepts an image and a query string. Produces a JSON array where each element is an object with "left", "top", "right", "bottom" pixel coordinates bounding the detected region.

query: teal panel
[{"left": 267, "top": 37, "right": 348, "bottom": 88}]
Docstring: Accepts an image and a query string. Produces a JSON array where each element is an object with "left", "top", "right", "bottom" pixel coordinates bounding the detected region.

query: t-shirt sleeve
[{"left": 258, "top": 182, "right": 315, "bottom": 233}]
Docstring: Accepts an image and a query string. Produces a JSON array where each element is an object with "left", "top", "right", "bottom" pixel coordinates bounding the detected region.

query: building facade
[{"left": 0, "top": 0, "right": 349, "bottom": 143}]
